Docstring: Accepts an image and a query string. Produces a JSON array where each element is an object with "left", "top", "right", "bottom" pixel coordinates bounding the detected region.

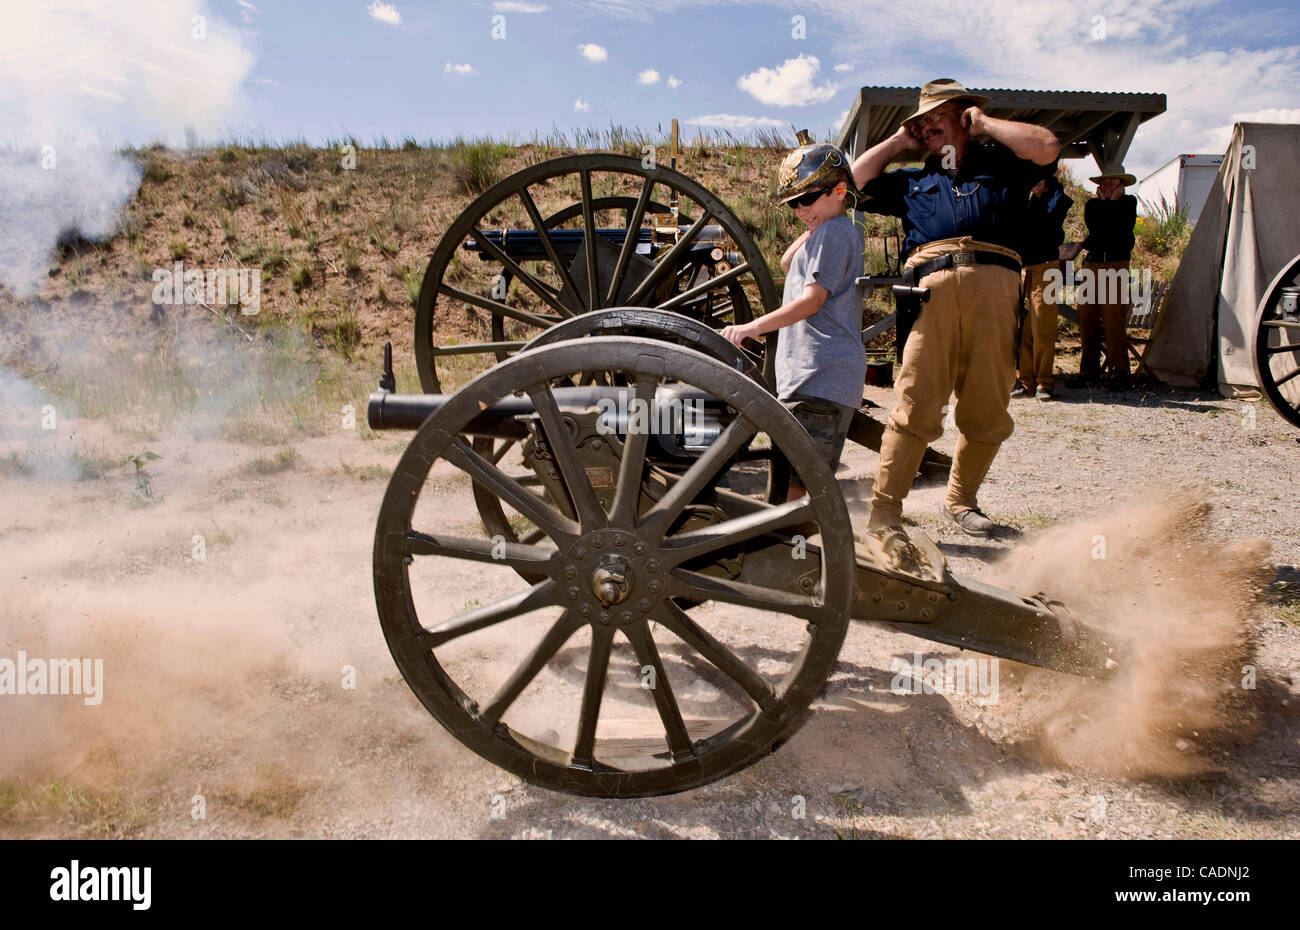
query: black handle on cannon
[{"left": 379, "top": 342, "right": 396, "bottom": 393}]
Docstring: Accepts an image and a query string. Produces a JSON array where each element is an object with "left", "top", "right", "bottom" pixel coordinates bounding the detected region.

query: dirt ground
[{"left": 2, "top": 349, "right": 1297, "bottom": 841}]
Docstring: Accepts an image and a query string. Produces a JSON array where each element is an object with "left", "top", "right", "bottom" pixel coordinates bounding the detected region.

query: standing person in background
[
  {"left": 1011, "top": 174, "right": 1072, "bottom": 401},
  {"left": 1063, "top": 167, "right": 1137, "bottom": 389}
]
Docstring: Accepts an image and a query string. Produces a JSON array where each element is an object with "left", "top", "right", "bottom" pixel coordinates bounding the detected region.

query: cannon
[
  {"left": 369, "top": 307, "right": 1120, "bottom": 797},
  {"left": 1253, "top": 253, "right": 1300, "bottom": 429},
  {"left": 413, "top": 150, "right": 779, "bottom": 393}
]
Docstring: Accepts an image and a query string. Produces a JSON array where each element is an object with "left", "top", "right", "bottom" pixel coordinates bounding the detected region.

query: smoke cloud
[{"left": 0, "top": 0, "right": 256, "bottom": 293}]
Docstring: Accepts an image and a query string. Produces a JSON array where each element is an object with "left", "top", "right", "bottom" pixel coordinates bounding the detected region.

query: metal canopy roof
[{"left": 835, "top": 86, "right": 1167, "bottom": 171}]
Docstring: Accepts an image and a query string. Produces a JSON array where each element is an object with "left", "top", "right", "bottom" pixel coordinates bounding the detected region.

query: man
[
  {"left": 1063, "top": 167, "right": 1137, "bottom": 389},
  {"left": 851, "top": 78, "right": 1060, "bottom": 539},
  {"left": 1012, "top": 175, "right": 1073, "bottom": 400}
]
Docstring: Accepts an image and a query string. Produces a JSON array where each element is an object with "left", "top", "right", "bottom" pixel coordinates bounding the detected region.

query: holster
[{"left": 897, "top": 266, "right": 923, "bottom": 361}]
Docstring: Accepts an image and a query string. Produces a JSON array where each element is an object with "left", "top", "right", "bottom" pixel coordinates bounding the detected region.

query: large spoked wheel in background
[
  {"left": 471, "top": 309, "right": 784, "bottom": 548},
  {"left": 414, "top": 154, "right": 781, "bottom": 392},
  {"left": 1253, "top": 254, "right": 1300, "bottom": 429},
  {"left": 374, "top": 338, "right": 853, "bottom": 797}
]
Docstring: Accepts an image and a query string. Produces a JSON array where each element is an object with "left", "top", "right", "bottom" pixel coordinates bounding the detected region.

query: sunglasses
[{"left": 786, "top": 188, "right": 829, "bottom": 209}]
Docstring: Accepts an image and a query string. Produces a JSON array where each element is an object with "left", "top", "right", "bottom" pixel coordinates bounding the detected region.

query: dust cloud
[{"left": 987, "top": 489, "right": 1273, "bottom": 777}]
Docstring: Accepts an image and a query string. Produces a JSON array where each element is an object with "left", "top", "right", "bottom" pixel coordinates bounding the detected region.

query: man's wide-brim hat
[
  {"left": 901, "top": 78, "right": 992, "bottom": 128},
  {"left": 1090, "top": 166, "right": 1137, "bottom": 186}
]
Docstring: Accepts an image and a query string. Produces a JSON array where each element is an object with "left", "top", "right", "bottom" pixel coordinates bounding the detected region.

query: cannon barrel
[
  {"left": 463, "top": 224, "right": 735, "bottom": 262},
  {"left": 368, "top": 383, "right": 725, "bottom": 444}
]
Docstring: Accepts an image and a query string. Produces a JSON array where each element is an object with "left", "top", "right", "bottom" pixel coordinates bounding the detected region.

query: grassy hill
[{"left": 0, "top": 133, "right": 1190, "bottom": 450}]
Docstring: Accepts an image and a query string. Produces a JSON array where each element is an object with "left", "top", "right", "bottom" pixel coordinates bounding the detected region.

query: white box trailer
[{"left": 1137, "top": 153, "right": 1224, "bottom": 223}]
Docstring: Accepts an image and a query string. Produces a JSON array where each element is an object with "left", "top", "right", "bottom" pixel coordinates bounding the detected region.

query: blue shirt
[
  {"left": 776, "top": 214, "right": 866, "bottom": 409},
  {"left": 859, "top": 142, "right": 1052, "bottom": 261}
]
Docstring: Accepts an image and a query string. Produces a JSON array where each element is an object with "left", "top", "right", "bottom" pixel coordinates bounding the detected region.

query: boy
[{"left": 721, "top": 132, "right": 866, "bottom": 499}]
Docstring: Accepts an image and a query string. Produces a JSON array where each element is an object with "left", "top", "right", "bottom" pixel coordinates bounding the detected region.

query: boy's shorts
[{"left": 781, "top": 392, "right": 856, "bottom": 466}]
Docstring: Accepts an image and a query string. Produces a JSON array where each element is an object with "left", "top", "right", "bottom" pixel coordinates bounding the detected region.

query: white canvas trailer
[{"left": 1137, "top": 153, "right": 1224, "bottom": 223}]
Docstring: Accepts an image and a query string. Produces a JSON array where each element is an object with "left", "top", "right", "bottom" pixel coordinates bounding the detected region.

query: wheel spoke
[
  {"left": 658, "top": 261, "right": 751, "bottom": 312},
  {"left": 1266, "top": 341, "right": 1300, "bottom": 354},
  {"left": 438, "top": 283, "right": 559, "bottom": 331},
  {"left": 482, "top": 609, "right": 586, "bottom": 726},
  {"left": 443, "top": 436, "right": 580, "bottom": 544},
  {"left": 638, "top": 416, "right": 758, "bottom": 538},
  {"left": 571, "top": 623, "right": 616, "bottom": 769},
  {"left": 420, "top": 580, "right": 558, "bottom": 648},
  {"left": 605, "top": 177, "right": 655, "bottom": 307},
  {"left": 486, "top": 438, "right": 517, "bottom": 465},
  {"left": 624, "top": 622, "right": 694, "bottom": 760},
  {"left": 660, "top": 497, "right": 813, "bottom": 565},
  {"left": 469, "top": 225, "right": 574, "bottom": 319},
  {"left": 655, "top": 600, "right": 776, "bottom": 710},
  {"left": 405, "top": 530, "right": 558, "bottom": 572},
  {"left": 626, "top": 211, "right": 712, "bottom": 305},
  {"left": 525, "top": 381, "right": 607, "bottom": 530},
  {"left": 580, "top": 169, "right": 600, "bottom": 312},
  {"left": 667, "top": 568, "right": 824, "bottom": 621},
  {"left": 517, "top": 185, "right": 580, "bottom": 316},
  {"left": 608, "top": 374, "right": 659, "bottom": 526},
  {"left": 1272, "top": 366, "right": 1300, "bottom": 387}
]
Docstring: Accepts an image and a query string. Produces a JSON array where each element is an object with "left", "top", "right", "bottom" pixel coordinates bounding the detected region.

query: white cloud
[
  {"left": 574, "top": 98, "right": 591, "bottom": 112},
  {"left": 686, "top": 114, "right": 784, "bottom": 130},
  {"left": 1202, "top": 107, "right": 1300, "bottom": 155},
  {"left": 236, "top": 0, "right": 258, "bottom": 22},
  {"left": 444, "top": 62, "right": 476, "bottom": 75},
  {"left": 667, "top": 75, "right": 681, "bottom": 88},
  {"left": 737, "top": 54, "right": 838, "bottom": 106},
  {"left": 493, "top": 1, "right": 548, "bottom": 10},
  {"left": 791, "top": 0, "right": 1300, "bottom": 181},
  {"left": 833, "top": 62, "right": 854, "bottom": 72},
  {"left": 366, "top": 1, "right": 401, "bottom": 25},
  {"left": 637, "top": 68, "right": 661, "bottom": 85},
  {"left": 578, "top": 43, "right": 607, "bottom": 62}
]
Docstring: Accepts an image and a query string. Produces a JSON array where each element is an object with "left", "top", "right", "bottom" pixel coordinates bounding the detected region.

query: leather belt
[{"left": 903, "top": 250, "right": 1021, "bottom": 286}]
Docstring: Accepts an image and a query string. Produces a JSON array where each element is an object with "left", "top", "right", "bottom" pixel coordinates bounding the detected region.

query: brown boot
[
  {"left": 945, "top": 436, "right": 1008, "bottom": 536},
  {"left": 866, "top": 426, "right": 929, "bottom": 531}
]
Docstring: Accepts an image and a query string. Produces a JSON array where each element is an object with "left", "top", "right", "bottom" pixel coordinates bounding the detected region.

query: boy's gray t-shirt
[{"left": 775, "top": 213, "right": 866, "bottom": 408}]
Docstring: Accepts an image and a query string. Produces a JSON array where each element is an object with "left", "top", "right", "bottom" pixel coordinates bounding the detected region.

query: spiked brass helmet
[{"left": 775, "top": 130, "right": 854, "bottom": 205}]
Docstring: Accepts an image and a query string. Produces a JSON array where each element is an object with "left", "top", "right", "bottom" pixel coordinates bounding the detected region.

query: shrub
[
  {"left": 448, "top": 138, "right": 513, "bottom": 194},
  {"left": 1135, "top": 195, "right": 1191, "bottom": 257}
]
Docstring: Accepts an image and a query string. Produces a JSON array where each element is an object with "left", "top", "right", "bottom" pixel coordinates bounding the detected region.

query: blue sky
[{"left": 6, "top": 0, "right": 1300, "bottom": 181}]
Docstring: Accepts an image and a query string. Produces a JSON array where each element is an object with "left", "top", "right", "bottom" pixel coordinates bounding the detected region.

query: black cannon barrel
[
  {"left": 463, "top": 225, "right": 730, "bottom": 261},
  {"left": 367, "top": 384, "right": 724, "bottom": 450}
]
